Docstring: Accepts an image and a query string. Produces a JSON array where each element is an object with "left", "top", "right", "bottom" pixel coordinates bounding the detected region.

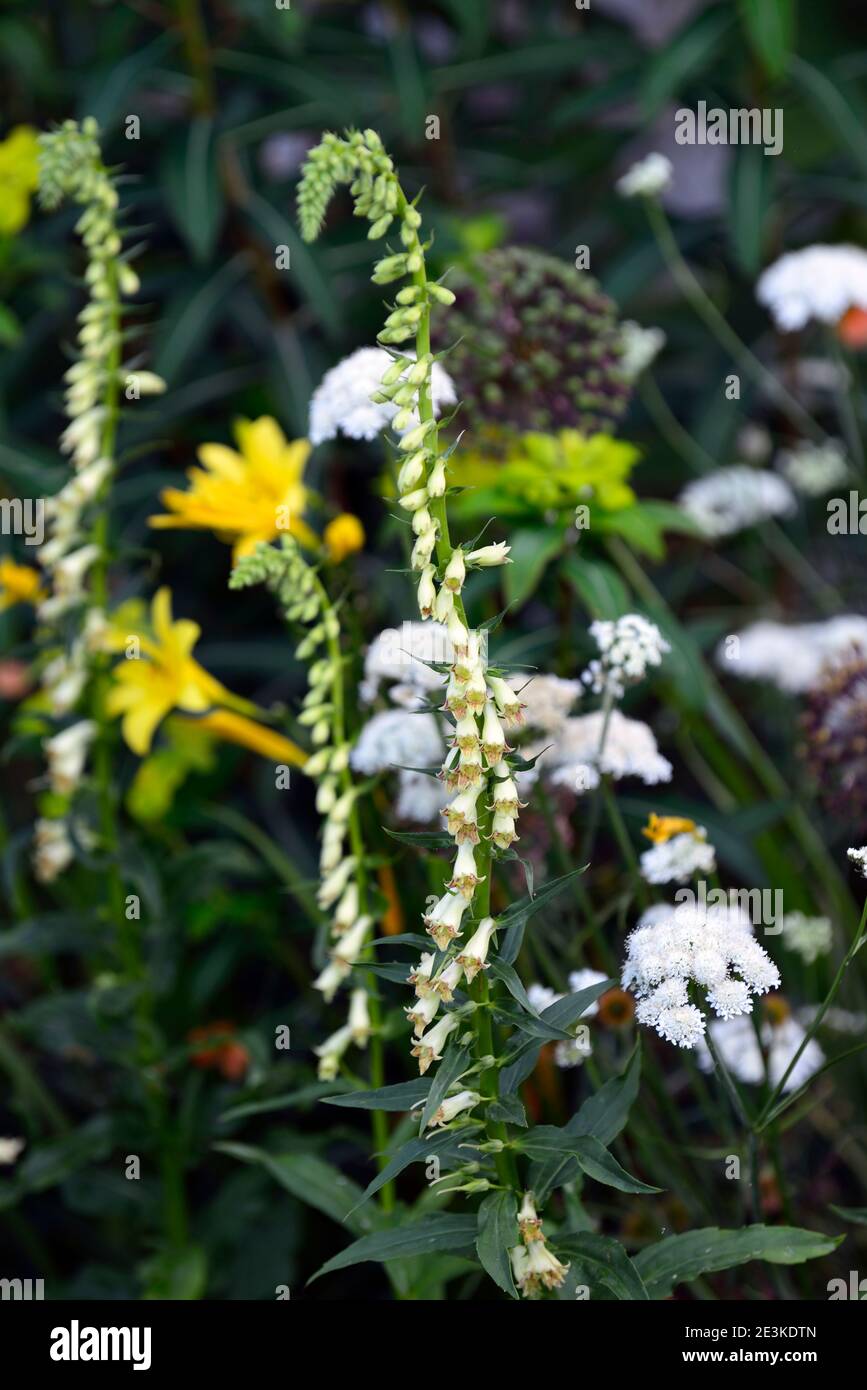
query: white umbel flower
[
  {"left": 640, "top": 829, "right": 716, "bottom": 885},
  {"left": 616, "top": 152, "right": 673, "bottom": 199},
  {"left": 697, "top": 1013, "right": 824, "bottom": 1092},
  {"left": 534, "top": 710, "right": 673, "bottom": 792},
  {"left": 309, "top": 346, "right": 456, "bottom": 445},
  {"left": 521, "top": 674, "right": 582, "bottom": 734},
  {"left": 623, "top": 902, "right": 780, "bottom": 1049},
  {"left": 582, "top": 614, "right": 669, "bottom": 698},
  {"left": 350, "top": 709, "right": 444, "bottom": 775},
  {"left": 756, "top": 244, "right": 867, "bottom": 332},
  {"left": 717, "top": 616, "right": 867, "bottom": 694},
  {"left": 360, "top": 622, "right": 452, "bottom": 706},
  {"left": 782, "top": 912, "right": 832, "bottom": 965},
  {"left": 679, "top": 466, "right": 796, "bottom": 538},
  {"left": 778, "top": 440, "right": 849, "bottom": 497},
  {"left": 619, "top": 322, "right": 666, "bottom": 379},
  {"left": 847, "top": 846, "right": 867, "bottom": 877}
]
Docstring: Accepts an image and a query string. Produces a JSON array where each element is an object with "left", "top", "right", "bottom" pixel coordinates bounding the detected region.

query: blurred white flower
[
  {"left": 33, "top": 818, "right": 75, "bottom": 883},
  {"left": 360, "top": 622, "right": 452, "bottom": 706},
  {"left": 782, "top": 912, "right": 832, "bottom": 965},
  {"left": 619, "top": 322, "right": 666, "bottom": 379},
  {"left": 777, "top": 440, "right": 849, "bottom": 497},
  {"left": 309, "top": 346, "right": 456, "bottom": 445},
  {"left": 520, "top": 673, "right": 582, "bottom": 734},
  {"left": 640, "top": 829, "right": 716, "bottom": 885},
  {"left": 43, "top": 719, "right": 96, "bottom": 796},
  {"left": 616, "top": 152, "right": 673, "bottom": 198},
  {"left": 697, "top": 1013, "right": 824, "bottom": 1092},
  {"left": 350, "top": 708, "right": 444, "bottom": 775},
  {"left": 717, "top": 616, "right": 867, "bottom": 694},
  {"left": 0, "top": 1137, "right": 25, "bottom": 1165},
  {"left": 582, "top": 614, "right": 669, "bottom": 698},
  {"left": 679, "top": 466, "right": 796, "bottom": 538},
  {"left": 756, "top": 244, "right": 867, "bottom": 332},
  {"left": 531, "top": 710, "right": 672, "bottom": 791},
  {"left": 847, "top": 845, "right": 867, "bottom": 877}
]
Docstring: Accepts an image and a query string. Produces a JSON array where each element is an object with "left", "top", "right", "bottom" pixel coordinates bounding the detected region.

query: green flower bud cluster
[{"left": 297, "top": 128, "right": 399, "bottom": 245}]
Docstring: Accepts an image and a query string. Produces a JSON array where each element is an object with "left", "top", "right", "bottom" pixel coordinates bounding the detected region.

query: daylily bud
[
  {"left": 457, "top": 917, "right": 498, "bottom": 983},
  {"left": 427, "top": 1089, "right": 481, "bottom": 1128}
]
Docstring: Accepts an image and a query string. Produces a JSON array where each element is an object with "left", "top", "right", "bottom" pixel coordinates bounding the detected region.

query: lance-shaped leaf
[
  {"left": 556, "top": 1231, "right": 649, "bottom": 1301},
  {"left": 417, "top": 1045, "right": 473, "bottom": 1134},
  {"left": 518, "top": 1131, "right": 660, "bottom": 1195},
  {"left": 529, "top": 1045, "right": 641, "bottom": 1202},
  {"left": 476, "top": 1190, "right": 520, "bottom": 1298},
  {"left": 350, "top": 1129, "right": 465, "bottom": 1212},
  {"left": 323, "top": 1078, "right": 432, "bottom": 1111},
  {"left": 309, "top": 1214, "right": 479, "bottom": 1283},
  {"left": 634, "top": 1225, "right": 843, "bottom": 1299}
]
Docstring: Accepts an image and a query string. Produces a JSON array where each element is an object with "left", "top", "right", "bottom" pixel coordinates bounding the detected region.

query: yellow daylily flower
[
  {"left": 641, "top": 813, "right": 702, "bottom": 845},
  {"left": 104, "top": 587, "right": 304, "bottom": 766},
  {"left": 149, "top": 417, "right": 317, "bottom": 561},
  {"left": 0, "top": 556, "right": 45, "bottom": 611},
  {"left": 323, "top": 511, "right": 365, "bottom": 563},
  {"left": 0, "top": 126, "right": 39, "bottom": 236}
]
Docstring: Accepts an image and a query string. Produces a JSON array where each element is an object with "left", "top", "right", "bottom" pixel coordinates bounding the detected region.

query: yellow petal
[{"left": 191, "top": 709, "right": 308, "bottom": 767}]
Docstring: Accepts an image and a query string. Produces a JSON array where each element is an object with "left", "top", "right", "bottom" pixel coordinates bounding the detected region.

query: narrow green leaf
[
  {"left": 562, "top": 554, "right": 629, "bottom": 620},
  {"left": 310, "top": 1214, "right": 478, "bottom": 1283},
  {"left": 557, "top": 1231, "right": 650, "bottom": 1301},
  {"left": 418, "top": 1046, "right": 473, "bottom": 1134},
  {"left": 498, "top": 867, "right": 586, "bottom": 964},
  {"left": 352, "top": 1130, "right": 460, "bottom": 1211},
  {"left": 634, "top": 1225, "right": 843, "bottom": 1298},
  {"left": 829, "top": 1205, "right": 867, "bottom": 1227},
  {"left": 738, "top": 0, "right": 794, "bottom": 78},
  {"left": 323, "top": 1079, "right": 432, "bottom": 1111},
  {"left": 570, "top": 1136, "right": 661, "bottom": 1195},
  {"left": 213, "top": 1143, "right": 373, "bottom": 1234},
  {"left": 476, "top": 1191, "right": 519, "bottom": 1298}
]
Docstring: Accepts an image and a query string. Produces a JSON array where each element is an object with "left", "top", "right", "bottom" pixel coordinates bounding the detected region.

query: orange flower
[
  {"left": 838, "top": 306, "right": 867, "bottom": 351},
  {"left": 188, "top": 1022, "right": 250, "bottom": 1080}
]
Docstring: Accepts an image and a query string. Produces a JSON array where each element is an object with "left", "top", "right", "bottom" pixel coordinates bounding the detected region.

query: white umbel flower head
[
  {"left": 756, "top": 244, "right": 867, "bottom": 332},
  {"left": 640, "top": 829, "right": 716, "bottom": 885},
  {"left": 582, "top": 614, "right": 669, "bottom": 698},
  {"left": 350, "top": 708, "right": 444, "bottom": 775},
  {"left": 619, "top": 322, "right": 666, "bottom": 379},
  {"left": 521, "top": 674, "right": 582, "bottom": 734},
  {"left": 697, "top": 1011, "right": 824, "bottom": 1092},
  {"left": 535, "top": 710, "right": 673, "bottom": 792},
  {"left": 782, "top": 912, "right": 833, "bottom": 965},
  {"left": 309, "top": 346, "right": 456, "bottom": 445},
  {"left": 717, "top": 616, "right": 867, "bottom": 695},
  {"left": 616, "top": 152, "right": 673, "bottom": 199},
  {"left": 623, "top": 901, "right": 781, "bottom": 1048},
  {"left": 778, "top": 440, "right": 849, "bottom": 497},
  {"left": 679, "top": 466, "right": 796, "bottom": 538},
  {"left": 360, "top": 622, "right": 452, "bottom": 706},
  {"left": 847, "top": 846, "right": 867, "bottom": 877}
]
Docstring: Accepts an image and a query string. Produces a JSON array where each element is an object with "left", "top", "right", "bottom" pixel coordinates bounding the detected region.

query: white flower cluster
[
  {"left": 527, "top": 970, "right": 608, "bottom": 1067},
  {"left": 351, "top": 707, "right": 448, "bottom": 824},
  {"left": 679, "top": 466, "right": 796, "bottom": 538},
  {"left": 697, "top": 1013, "right": 823, "bottom": 1094},
  {"left": 360, "top": 621, "right": 452, "bottom": 708},
  {"left": 777, "top": 440, "right": 848, "bottom": 498},
  {"left": 619, "top": 321, "right": 666, "bottom": 380},
  {"left": 756, "top": 244, "right": 867, "bottom": 332},
  {"left": 616, "top": 152, "right": 673, "bottom": 199},
  {"left": 32, "top": 120, "right": 165, "bottom": 879},
  {"left": 847, "top": 846, "right": 867, "bottom": 878},
  {"left": 582, "top": 614, "right": 670, "bottom": 699},
  {"left": 717, "top": 616, "right": 867, "bottom": 695},
  {"left": 529, "top": 709, "right": 673, "bottom": 793},
  {"left": 639, "top": 828, "right": 716, "bottom": 885},
  {"left": 520, "top": 674, "right": 582, "bottom": 734},
  {"left": 782, "top": 912, "right": 833, "bottom": 966},
  {"left": 309, "top": 346, "right": 456, "bottom": 445},
  {"left": 622, "top": 902, "right": 781, "bottom": 1048}
]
